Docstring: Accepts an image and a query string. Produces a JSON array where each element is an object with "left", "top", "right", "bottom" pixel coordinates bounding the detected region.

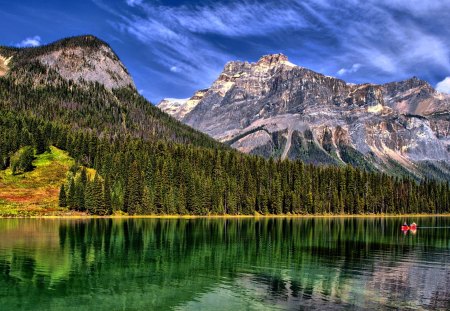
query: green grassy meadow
[{"left": 0, "top": 146, "right": 84, "bottom": 216}]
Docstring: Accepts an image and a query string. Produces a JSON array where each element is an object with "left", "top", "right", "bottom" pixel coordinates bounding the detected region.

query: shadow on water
[{"left": 0, "top": 217, "right": 449, "bottom": 310}]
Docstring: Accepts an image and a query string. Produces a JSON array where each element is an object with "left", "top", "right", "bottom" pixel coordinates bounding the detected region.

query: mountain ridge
[
  {"left": 158, "top": 54, "right": 450, "bottom": 179},
  {"left": 0, "top": 35, "right": 135, "bottom": 90},
  {"left": 0, "top": 34, "right": 222, "bottom": 149}
]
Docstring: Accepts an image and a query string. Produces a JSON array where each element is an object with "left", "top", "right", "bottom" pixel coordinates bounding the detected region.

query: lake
[{"left": 0, "top": 217, "right": 449, "bottom": 310}]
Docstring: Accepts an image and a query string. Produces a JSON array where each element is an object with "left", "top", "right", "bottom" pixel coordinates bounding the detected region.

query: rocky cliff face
[
  {"left": 0, "top": 55, "right": 12, "bottom": 77},
  {"left": 157, "top": 89, "right": 208, "bottom": 120},
  {"left": 0, "top": 35, "right": 135, "bottom": 90},
  {"left": 158, "top": 54, "right": 450, "bottom": 179}
]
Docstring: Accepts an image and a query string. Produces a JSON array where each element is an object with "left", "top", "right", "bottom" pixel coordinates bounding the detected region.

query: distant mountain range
[
  {"left": 158, "top": 54, "right": 450, "bottom": 179},
  {"left": 1, "top": 34, "right": 448, "bottom": 216}
]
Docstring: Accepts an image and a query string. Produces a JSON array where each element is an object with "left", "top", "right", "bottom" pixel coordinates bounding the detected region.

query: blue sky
[{"left": 1, "top": 0, "right": 450, "bottom": 102}]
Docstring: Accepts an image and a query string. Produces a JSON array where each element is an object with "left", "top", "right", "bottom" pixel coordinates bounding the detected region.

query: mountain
[
  {"left": 0, "top": 35, "right": 134, "bottom": 90},
  {"left": 158, "top": 54, "right": 450, "bottom": 179},
  {"left": 0, "top": 35, "right": 220, "bottom": 148},
  {"left": 0, "top": 35, "right": 224, "bottom": 215},
  {"left": 157, "top": 90, "right": 208, "bottom": 120}
]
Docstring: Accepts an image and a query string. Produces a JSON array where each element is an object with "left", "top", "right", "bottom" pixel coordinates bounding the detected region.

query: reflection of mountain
[
  {"left": 367, "top": 248, "right": 450, "bottom": 309},
  {"left": 0, "top": 218, "right": 449, "bottom": 310}
]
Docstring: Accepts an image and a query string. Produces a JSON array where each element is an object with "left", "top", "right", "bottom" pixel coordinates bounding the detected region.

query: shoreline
[{"left": 1, "top": 213, "right": 450, "bottom": 219}]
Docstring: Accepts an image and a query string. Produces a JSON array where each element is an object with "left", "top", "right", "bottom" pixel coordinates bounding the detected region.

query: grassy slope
[{"left": 0, "top": 146, "right": 85, "bottom": 216}]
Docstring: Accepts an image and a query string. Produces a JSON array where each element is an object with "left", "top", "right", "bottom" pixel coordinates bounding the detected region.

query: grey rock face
[
  {"left": 0, "top": 55, "right": 12, "bottom": 77},
  {"left": 38, "top": 43, "right": 134, "bottom": 90},
  {"left": 1, "top": 35, "right": 135, "bottom": 90},
  {"left": 158, "top": 54, "right": 450, "bottom": 179},
  {"left": 157, "top": 89, "right": 208, "bottom": 120}
]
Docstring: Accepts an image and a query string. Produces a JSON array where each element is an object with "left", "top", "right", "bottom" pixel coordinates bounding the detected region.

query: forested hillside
[
  {"left": 0, "top": 36, "right": 221, "bottom": 148},
  {"left": 1, "top": 111, "right": 449, "bottom": 215},
  {"left": 1, "top": 36, "right": 450, "bottom": 216}
]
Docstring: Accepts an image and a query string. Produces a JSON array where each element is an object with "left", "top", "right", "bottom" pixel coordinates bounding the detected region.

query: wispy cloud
[
  {"left": 110, "top": 0, "right": 310, "bottom": 88},
  {"left": 436, "top": 77, "right": 450, "bottom": 94},
  {"left": 302, "top": 0, "right": 450, "bottom": 78},
  {"left": 151, "top": 2, "right": 308, "bottom": 37},
  {"left": 16, "top": 35, "right": 41, "bottom": 47},
  {"left": 93, "top": 0, "right": 450, "bottom": 99},
  {"left": 337, "top": 64, "right": 361, "bottom": 76},
  {"left": 125, "top": 0, "right": 142, "bottom": 7}
]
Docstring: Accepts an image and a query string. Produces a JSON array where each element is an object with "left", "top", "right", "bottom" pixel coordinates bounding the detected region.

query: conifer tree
[
  {"left": 80, "top": 167, "right": 88, "bottom": 185},
  {"left": 34, "top": 127, "right": 48, "bottom": 155},
  {"left": 11, "top": 146, "right": 34, "bottom": 174},
  {"left": 59, "top": 184, "right": 67, "bottom": 207},
  {"left": 103, "top": 176, "right": 112, "bottom": 215},
  {"left": 126, "top": 161, "right": 143, "bottom": 215},
  {"left": 67, "top": 177, "right": 76, "bottom": 210},
  {"left": 74, "top": 182, "right": 85, "bottom": 211},
  {"left": 85, "top": 173, "right": 104, "bottom": 214}
]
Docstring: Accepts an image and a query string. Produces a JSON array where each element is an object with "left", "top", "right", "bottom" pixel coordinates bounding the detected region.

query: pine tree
[
  {"left": 12, "top": 146, "right": 35, "bottom": 174},
  {"left": 67, "top": 177, "right": 76, "bottom": 210},
  {"left": 34, "top": 127, "right": 48, "bottom": 155},
  {"left": 103, "top": 176, "right": 112, "bottom": 215},
  {"left": 80, "top": 167, "right": 88, "bottom": 185},
  {"left": 126, "top": 161, "right": 143, "bottom": 215},
  {"left": 85, "top": 173, "right": 104, "bottom": 214},
  {"left": 93, "top": 174, "right": 105, "bottom": 214},
  {"left": 270, "top": 173, "right": 283, "bottom": 214},
  {"left": 74, "top": 182, "right": 85, "bottom": 211},
  {"left": 84, "top": 180, "right": 94, "bottom": 214},
  {"left": 59, "top": 184, "right": 67, "bottom": 207}
]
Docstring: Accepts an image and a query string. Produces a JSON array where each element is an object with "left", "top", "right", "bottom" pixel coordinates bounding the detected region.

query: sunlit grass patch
[{"left": 0, "top": 146, "right": 75, "bottom": 216}]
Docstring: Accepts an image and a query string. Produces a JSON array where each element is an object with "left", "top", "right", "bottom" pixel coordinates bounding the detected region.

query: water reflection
[{"left": 0, "top": 217, "right": 449, "bottom": 310}]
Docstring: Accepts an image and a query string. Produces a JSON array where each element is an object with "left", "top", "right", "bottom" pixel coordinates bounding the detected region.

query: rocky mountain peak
[
  {"left": 0, "top": 35, "right": 135, "bottom": 90},
  {"left": 159, "top": 53, "right": 450, "bottom": 178},
  {"left": 383, "top": 76, "right": 432, "bottom": 94},
  {"left": 382, "top": 75, "right": 448, "bottom": 115},
  {"left": 157, "top": 89, "right": 209, "bottom": 119},
  {"left": 257, "top": 53, "right": 289, "bottom": 65}
]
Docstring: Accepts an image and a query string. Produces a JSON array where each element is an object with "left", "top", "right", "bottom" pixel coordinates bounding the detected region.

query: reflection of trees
[{"left": 0, "top": 218, "right": 449, "bottom": 309}]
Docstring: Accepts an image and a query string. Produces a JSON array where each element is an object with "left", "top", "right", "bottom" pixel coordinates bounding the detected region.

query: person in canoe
[
  {"left": 410, "top": 222, "right": 417, "bottom": 234},
  {"left": 401, "top": 222, "right": 409, "bottom": 231}
]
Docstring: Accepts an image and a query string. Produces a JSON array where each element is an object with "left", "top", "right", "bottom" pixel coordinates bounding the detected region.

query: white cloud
[
  {"left": 159, "top": 2, "right": 308, "bottom": 37},
  {"left": 376, "top": 0, "right": 450, "bottom": 17},
  {"left": 369, "top": 51, "right": 397, "bottom": 74},
  {"left": 125, "top": 0, "right": 142, "bottom": 7},
  {"left": 436, "top": 77, "right": 450, "bottom": 94},
  {"left": 170, "top": 66, "right": 180, "bottom": 73},
  {"left": 337, "top": 63, "right": 361, "bottom": 76},
  {"left": 16, "top": 35, "right": 41, "bottom": 48},
  {"left": 112, "top": 1, "right": 311, "bottom": 87},
  {"left": 301, "top": 0, "right": 450, "bottom": 78}
]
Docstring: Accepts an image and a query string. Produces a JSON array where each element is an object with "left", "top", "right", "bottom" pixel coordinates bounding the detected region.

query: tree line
[{"left": 1, "top": 111, "right": 449, "bottom": 215}]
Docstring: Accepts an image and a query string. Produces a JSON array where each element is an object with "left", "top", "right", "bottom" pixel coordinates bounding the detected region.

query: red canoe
[{"left": 401, "top": 223, "right": 417, "bottom": 231}]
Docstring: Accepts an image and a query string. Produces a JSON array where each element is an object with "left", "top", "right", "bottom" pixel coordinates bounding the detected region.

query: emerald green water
[{"left": 0, "top": 218, "right": 449, "bottom": 310}]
